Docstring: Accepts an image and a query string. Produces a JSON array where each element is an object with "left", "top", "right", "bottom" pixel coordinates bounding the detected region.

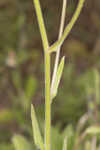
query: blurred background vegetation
[{"left": 0, "top": 0, "right": 100, "bottom": 150}]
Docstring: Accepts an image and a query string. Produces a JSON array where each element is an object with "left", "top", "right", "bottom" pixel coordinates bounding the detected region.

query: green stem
[
  {"left": 45, "top": 51, "right": 51, "bottom": 150},
  {"left": 94, "top": 69, "right": 99, "bottom": 105},
  {"left": 51, "top": 0, "right": 67, "bottom": 98},
  {"left": 49, "top": 0, "right": 85, "bottom": 53},
  {"left": 33, "top": 1, "right": 51, "bottom": 150},
  {"left": 33, "top": 0, "right": 49, "bottom": 51}
]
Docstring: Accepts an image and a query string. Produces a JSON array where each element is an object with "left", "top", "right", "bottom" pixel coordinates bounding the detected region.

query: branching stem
[
  {"left": 51, "top": 0, "right": 67, "bottom": 98},
  {"left": 33, "top": 1, "right": 51, "bottom": 150},
  {"left": 49, "top": 0, "right": 85, "bottom": 53},
  {"left": 33, "top": 0, "right": 85, "bottom": 150}
]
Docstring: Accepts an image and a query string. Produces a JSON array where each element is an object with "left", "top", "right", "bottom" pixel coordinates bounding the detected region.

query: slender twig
[
  {"left": 51, "top": 0, "right": 67, "bottom": 99},
  {"left": 49, "top": 0, "right": 85, "bottom": 53}
]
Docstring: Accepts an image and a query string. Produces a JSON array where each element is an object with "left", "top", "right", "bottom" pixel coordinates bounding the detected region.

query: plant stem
[
  {"left": 51, "top": 0, "right": 67, "bottom": 98},
  {"left": 33, "top": 0, "right": 49, "bottom": 51},
  {"left": 45, "top": 51, "right": 51, "bottom": 150},
  {"left": 33, "top": 1, "right": 51, "bottom": 150},
  {"left": 49, "top": 0, "right": 85, "bottom": 53},
  {"left": 94, "top": 69, "right": 99, "bottom": 105},
  {"left": 33, "top": 1, "right": 85, "bottom": 150}
]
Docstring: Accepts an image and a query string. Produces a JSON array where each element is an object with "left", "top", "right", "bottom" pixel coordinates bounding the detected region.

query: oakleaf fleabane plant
[{"left": 31, "top": 1, "right": 85, "bottom": 150}]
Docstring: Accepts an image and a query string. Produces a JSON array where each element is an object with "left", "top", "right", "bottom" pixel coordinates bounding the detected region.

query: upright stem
[
  {"left": 33, "top": 0, "right": 51, "bottom": 150},
  {"left": 33, "top": 1, "right": 85, "bottom": 150},
  {"left": 33, "top": 1, "right": 51, "bottom": 150},
  {"left": 33, "top": 0, "right": 49, "bottom": 50},
  {"left": 51, "top": 0, "right": 67, "bottom": 97},
  {"left": 45, "top": 51, "right": 51, "bottom": 150}
]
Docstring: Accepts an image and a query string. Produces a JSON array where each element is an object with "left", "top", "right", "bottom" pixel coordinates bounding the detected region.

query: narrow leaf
[
  {"left": 12, "top": 134, "right": 32, "bottom": 150},
  {"left": 51, "top": 56, "right": 65, "bottom": 100},
  {"left": 63, "top": 137, "right": 67, "bottom": 150},
  {"left": 31, "top": 104, "right": 44, "bottom": 150}
]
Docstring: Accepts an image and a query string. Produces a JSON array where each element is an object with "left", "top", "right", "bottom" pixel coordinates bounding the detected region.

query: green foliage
[
  {"left": 21, "top": 0, "right": 86, "bottom": 150},
  {"left": 31, "top": 0, "right": 85, "bottom": 150},
  {"left": 53, "top": 64, "right": 86, "bottom": 124},
  {"left": 12, "top": 134, "right": 32, "bottom": 150},
  {"left": 51, "top": 56, "right": 65, "bottom": 100},
  {"left": 31, "top": 105, "right": 44, "bottom": 150},
  {"left": 3, "top": 0, "right": 100, "bottom": 150},
  {"left": 51, "top": 125, "right": 74, "bottom": 150},
  {"left": 11, "top": 70, "right": 38, "bottom": 110}
]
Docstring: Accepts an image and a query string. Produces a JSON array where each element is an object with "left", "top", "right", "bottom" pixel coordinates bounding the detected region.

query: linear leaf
[
  {"left": 51, "top": 56, "right": 65, "bottom": 100},
  {"left": 12, "top": 134, "right": 32, "bottom": 150},
  {"left": 31, "top": 104, "right": 44, "bottom": 150}
]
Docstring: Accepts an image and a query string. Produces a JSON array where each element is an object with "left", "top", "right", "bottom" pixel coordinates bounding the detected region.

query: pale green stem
[
  {"left": 94, "top": 69, "right": 99, "bottom": 104},
  {"left": 33, "top": 1, "right": 85, "bottom": 150},
  {"left": 33, "top": 1, "right": 51, "bottom": 150},
  {"left": 33, "top": 0, "right": 49, "bottom": 51},
  {"left": 45, "top": 51, "right": 51, "bottom": 150},
  {"left": 51, "top": 0, "right": 67, "bottom": 98},
  {"left": 49, "top": 0, "right": 85, "bottom": 53}
]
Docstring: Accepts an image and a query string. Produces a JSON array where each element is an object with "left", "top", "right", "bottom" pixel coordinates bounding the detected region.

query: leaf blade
[
  {"left": 31, "top": 104, "right": 44, "bottom": 150},
  {"left": 51, "top": 56, "right": 65, "bottom": 100},
  {"left": 12, "top": 134, "right": 32, "bottom": 150}
]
